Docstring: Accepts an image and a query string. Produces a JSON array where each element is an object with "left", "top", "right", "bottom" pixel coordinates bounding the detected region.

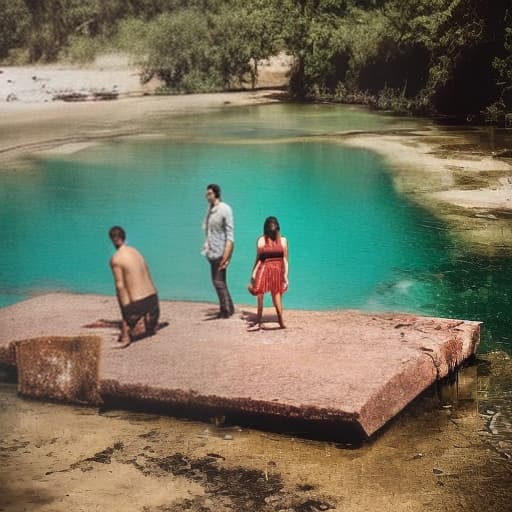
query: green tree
[
  {"left": 278, "top": 0, "right": 350, "bottom": 97},
  {"left": 120, "top": 1, "right": 281, "bottom": 92},
  {"left": 141, "top": 10, "right": 222, "bottom": 92},
  {"left": 486, "top": 10, "right": 512, "bottom": 125},
  {"left": 0, "top": 0, "right": 30, "bottom": 60},
  {"left": 212, "top": 1, "right": 282, "bottom": 88}
]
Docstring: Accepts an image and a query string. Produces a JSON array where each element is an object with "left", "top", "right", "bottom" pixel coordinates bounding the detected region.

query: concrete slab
[{"left": 0, "top": 293, "right": 480, "bottom": 437}]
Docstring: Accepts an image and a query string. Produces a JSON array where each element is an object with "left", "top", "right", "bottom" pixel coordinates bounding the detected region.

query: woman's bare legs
[
  {"left": 272, "top": 293, "right": 286, "bottom": 329},
  {"left": 256, "top": 294, "right": 264, "bottom": 327},
  {"left": 248, "top": 294, "right": 264, "bottom": 331}
]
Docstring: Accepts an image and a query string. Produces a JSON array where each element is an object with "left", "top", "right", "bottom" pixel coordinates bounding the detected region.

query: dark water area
[{"left": 0, "top": 104, "right": 511, "bottom": 353}]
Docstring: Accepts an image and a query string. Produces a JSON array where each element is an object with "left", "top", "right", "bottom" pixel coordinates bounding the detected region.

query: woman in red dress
[{"left": 248, "top": 216, "right": 289, "bottom": 329}]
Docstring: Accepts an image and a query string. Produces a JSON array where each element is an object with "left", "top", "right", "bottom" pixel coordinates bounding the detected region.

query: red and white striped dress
[{"left": 249, "top": 236, "right": 286, "bottom": 296}]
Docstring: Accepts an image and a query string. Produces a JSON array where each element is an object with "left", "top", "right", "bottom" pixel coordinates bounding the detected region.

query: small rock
[
  {"left": 413, "top": 453, "right": 423, "bottom": 459},
  {"left": 492, "top": 149, "right": 512, "bottom": 158},
  {"left": 223, "top": 434, "right": 233, "bottom": 440},
  {"left": 433, "top": 468, "right": 444, "bottom": 475},
  {"left": 474, "top": 213, "right": 498, "bottom": 220},
  {"left": 486, "top": 410, "right": 495, "bottom": 415}
]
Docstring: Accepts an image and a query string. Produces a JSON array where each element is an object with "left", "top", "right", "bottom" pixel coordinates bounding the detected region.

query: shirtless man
[{"left": 109, "top": 226, "right": 159, "bottom": 348}]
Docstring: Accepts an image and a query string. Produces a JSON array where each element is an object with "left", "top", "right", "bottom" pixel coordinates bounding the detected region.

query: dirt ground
[
  {"left": 1, "top": 354, "right": 511, "bottom": 512},
  {"left": 0, "top": 52, "right": 291, "bottom": 103}
]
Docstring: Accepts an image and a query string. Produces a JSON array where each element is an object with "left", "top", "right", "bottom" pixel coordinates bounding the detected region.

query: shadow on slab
[{"left": 99, "top": 394, "right": 368, "bottom": 446}]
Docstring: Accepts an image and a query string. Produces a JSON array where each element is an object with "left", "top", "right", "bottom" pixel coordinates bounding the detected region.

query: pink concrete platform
[{"left": 0, "top": 293, "right": 480, "bottom": 437}]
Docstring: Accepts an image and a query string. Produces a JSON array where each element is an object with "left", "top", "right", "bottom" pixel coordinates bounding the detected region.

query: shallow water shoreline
[
  {"left": 340, "top": 129, "right": 512, "bottom": 252},
  {"left": 1, "top": 352, "right": 511, "bottom": 512},
  {"left": 0, "top": 91, "right": 284, "bottom": 163}
]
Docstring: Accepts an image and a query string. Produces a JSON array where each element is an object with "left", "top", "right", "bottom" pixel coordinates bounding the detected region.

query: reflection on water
[{"left": 0, "top": 104, "right": 511, "bottom": 352}]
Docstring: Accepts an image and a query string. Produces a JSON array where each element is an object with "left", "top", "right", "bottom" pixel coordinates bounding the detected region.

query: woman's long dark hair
[{"left": 263, "top": 216, "right": 280, "bottom": 241}]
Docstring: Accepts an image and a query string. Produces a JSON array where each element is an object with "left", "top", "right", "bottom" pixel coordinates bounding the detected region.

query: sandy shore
[
  {"left": 0, "top": 53, "right": 290, "bottom": 103},
  {"left": 0, "top": 90, "right": 284, "bottom": 164},
  {"left": 0, "top": 53, "right": 289, "bottom": 163}
]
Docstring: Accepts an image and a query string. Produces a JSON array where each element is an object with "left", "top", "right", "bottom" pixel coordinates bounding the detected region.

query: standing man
[
  {"left": 203, "top": 184, "right": 235, "bottom": 318},
  {"left": 109, "top": 226, "right": 160, "bottom": 347}
]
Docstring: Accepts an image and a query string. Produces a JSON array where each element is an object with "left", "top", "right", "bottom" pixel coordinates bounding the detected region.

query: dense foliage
[
  {"left": 279, "top": 0, "right": 512, "bottom": 124},
  {"left": 0, "top": 0, "right": 510, "bottom": 123}
]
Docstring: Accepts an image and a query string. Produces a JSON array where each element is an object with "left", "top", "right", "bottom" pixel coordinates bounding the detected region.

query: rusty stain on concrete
[{"left": 15, "top": 336, "right": 101, "bottom": 404}]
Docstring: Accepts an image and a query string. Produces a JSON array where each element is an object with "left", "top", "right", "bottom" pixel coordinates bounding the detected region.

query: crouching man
[{"left": 108, "top": 226, "right": 159, "bottom": 348}]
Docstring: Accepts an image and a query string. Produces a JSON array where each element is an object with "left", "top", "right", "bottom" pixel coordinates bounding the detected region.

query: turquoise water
[{"left": 1, "top": 104, "right": 511, "bottom": 352}]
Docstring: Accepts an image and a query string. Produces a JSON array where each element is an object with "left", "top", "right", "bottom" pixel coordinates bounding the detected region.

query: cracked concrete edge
[{"left": 358, "top": 321, "right": 481, "bottom": 436}]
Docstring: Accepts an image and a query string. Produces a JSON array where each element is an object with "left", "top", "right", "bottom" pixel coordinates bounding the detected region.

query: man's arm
[
  {"left": 219, "top": 240, "right": 234, "bottom": 270},
  {"left": 110, "top": 260, "right": 130, "bottom": 306},
  {"left": 219, "top": 206, "right": 234, "bottom": 269}
]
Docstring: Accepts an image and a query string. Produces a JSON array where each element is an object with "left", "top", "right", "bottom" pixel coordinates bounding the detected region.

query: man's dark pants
[{"left": 209, "top": 257, "right": 234, "bottom": 316}]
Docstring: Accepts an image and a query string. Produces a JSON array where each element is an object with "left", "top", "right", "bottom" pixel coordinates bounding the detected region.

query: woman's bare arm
[
  {"left": 251, "top": 237, "right": 264, "bottom": 279},
  {"left": 282, "top": 237, "right": 289, "bottom": 285}
]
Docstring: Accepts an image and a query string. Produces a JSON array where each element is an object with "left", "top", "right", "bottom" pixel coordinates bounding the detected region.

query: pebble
[
  {"left": 433, "top": 468, "right": 444, "bottom": 475},
  {"left": 223, "top": 434, "right": 233, "bottom": 440}
]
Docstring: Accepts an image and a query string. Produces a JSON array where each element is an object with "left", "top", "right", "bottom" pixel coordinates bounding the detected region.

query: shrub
[{"left": 59, "top": 36, "right": 105, "bottom": 63}]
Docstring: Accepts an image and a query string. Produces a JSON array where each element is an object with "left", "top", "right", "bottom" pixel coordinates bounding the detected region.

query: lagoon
[{"left": 0, "top": 104, "right": 510, "bottom": 352}]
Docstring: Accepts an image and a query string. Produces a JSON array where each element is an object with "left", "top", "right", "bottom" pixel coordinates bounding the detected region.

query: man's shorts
[{"left": 121, "top": 293, "right": 159, "bottom": 331}]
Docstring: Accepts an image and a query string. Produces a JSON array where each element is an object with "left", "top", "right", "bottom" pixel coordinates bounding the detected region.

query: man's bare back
[{"left": 110, "top": 245, "right": 156, "bottom": 306}]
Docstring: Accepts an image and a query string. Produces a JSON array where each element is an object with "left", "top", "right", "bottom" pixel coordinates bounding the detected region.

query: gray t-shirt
[{"left": 204, "top": 202, "right": 234, "bottom": 260}]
